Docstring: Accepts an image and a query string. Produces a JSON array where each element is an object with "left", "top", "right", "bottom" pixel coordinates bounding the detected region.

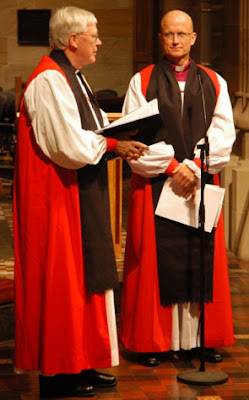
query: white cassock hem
[
  {"left": 105, "top": 289, "right": 119, "bottom": 366},
  {"left": 171, "top": 302, "right": 200, "bottom": 351}
]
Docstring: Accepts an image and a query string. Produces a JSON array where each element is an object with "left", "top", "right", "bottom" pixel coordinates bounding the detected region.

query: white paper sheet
[
  {"left": 95, "top": 98, "right": 159, "bottom": 134},
  {"left": 155, "top": 178, "right": 225, "bottom": 233}
]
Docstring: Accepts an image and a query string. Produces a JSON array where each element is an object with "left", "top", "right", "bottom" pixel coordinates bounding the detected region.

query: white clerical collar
[
  {"left": 175, "top": 65, "right": 185, "bottom": 72},
  {"left": 170, "top": 60, "right": 191, "bottom": 72}
]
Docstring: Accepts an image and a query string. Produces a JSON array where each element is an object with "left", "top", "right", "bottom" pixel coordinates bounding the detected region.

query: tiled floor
[{"left": 1, "top": 176, "right": 249, "bottom": 399}]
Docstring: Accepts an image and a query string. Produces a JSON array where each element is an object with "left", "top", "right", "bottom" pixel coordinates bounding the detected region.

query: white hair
[{"left": 49, "top": 6, "right": 97, "bottom": 50}]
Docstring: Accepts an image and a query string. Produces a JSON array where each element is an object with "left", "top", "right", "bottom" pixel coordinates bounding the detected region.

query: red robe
[
  {"left": 13, "top": 56, "right": 118, "bottom": 375},
  {"left": 119, "top": 65, "right": 234, "bottom": 352}
]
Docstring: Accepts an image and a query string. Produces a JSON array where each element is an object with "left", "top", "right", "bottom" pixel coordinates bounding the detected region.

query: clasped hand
[{"left": 172, "top": 163, "right": 197, "bottom": 199}]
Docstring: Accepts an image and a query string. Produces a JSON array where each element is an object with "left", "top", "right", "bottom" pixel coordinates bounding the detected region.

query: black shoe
[
  {"left": 39, "top": 374, "right": 95, "bottom": 398},
  {"left": 138, "top": 353, "right": 160, "bottom": 367},
  {"left": 80, "top": 369, "right": 117, "bottom": 387},
  {"left": 188, "top": 347, "right": 223, "bottom": 363},
  {"left": 203, "top": 348, "right": 223, "bottom": 363}
]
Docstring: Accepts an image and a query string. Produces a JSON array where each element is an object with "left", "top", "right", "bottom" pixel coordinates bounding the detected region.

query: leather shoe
[
  {"left": 39, "top": 374, "right": 95, "bottom": 398},
  {"left": 138, "top": 353, "right": 160, "bottom": 367},
  {"left": 188, "top": 347, "right": 222, "bottom": 363},
  {"left": 81, "top": 369, "right": 117, "bottom": 387},
  {"left": 203, "top": 348, "right": 223, "bottom": 363}
]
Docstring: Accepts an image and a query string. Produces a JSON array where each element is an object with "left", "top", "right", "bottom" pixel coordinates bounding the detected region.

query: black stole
[
  {"left": 146, "top": 58, "right": 216, "bottom": 305},
  {"left": 49, "top": 50, "right": 118, "bottom": 294}
]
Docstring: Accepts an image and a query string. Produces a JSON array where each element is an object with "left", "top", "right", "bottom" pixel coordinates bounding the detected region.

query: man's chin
[
  {"left": 167, "top": 54, "right": 182, "bottom": 64},
  {"left": 171, "top": 50, "right": 183, "bottom": 56}
]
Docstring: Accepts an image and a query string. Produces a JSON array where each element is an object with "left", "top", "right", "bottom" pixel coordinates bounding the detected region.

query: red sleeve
[
  {"left": 106, "top": 138, "right": 117, "bottom": 152},
  {"left": 165, "top": 157, "right": 179, "bottom": 175},
  {"left": 194, "top": 157, "right": 206, "bottom": 170}
]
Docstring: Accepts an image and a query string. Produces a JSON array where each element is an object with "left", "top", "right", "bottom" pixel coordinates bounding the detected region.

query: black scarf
[
  {"left": 49, "top": 50, "right": 118, "bottom": 294},
  {"left": 147, "top": 58, "right": 216, "bottom": 161}
]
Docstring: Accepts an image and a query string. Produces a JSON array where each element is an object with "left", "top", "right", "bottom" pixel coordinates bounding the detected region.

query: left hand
[{"left": 115, "top": 140, "right": 148, "bottom": 160}]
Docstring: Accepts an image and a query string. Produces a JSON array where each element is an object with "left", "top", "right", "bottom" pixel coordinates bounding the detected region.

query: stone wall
[
  {"left": 220, "top": 0, "right": 249, "bottom": 259},
  {"left": 0, "top": 0, "right": 133, "bottom": 96}
]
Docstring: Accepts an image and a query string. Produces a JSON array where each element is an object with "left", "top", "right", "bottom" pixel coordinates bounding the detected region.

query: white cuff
[{"left": 182, "top": 159, "right": 201, "bottom": 179}]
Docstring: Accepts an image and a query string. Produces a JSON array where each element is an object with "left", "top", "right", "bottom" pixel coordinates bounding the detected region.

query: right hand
[
  {"left": 115, "top": 140, "right": 148, "bottom": 160},
  {"left": 172, "top": 163, "right": 197, "bottom": 199}
]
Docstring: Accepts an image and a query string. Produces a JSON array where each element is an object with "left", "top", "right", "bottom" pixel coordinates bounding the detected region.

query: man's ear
[
  {"left": 190, "top": 32, "right": 197, "bottom": 47},
  {"left": 69, "top": 33, "right": 78, "bottom": 49}
]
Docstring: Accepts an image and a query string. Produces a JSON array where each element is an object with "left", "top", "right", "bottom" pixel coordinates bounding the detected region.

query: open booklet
[
  {"left": 155, "top": 177, "right": 225, "bottom": 233},
  {"left": 95, "top": 98, "right": 161, "bottom": 139}
]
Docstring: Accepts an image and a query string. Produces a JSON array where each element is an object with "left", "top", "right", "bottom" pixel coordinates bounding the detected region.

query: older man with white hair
[{"left": 13, "top": 6, "right": 147, "bottom": 398}]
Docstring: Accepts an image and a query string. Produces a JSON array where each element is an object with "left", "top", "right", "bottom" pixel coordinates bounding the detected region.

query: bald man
[{"left": 120, "top": 10, "right": 235, "bottom": 367}]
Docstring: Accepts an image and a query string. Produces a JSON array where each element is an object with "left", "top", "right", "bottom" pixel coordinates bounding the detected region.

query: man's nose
[{"left": 172, "top": 33, "right": 179, "bottom": 42}]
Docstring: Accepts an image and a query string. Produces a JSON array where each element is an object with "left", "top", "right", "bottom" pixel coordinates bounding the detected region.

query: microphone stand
[{"left": 177, "top": 72, "right": 229, "bottom": 386}]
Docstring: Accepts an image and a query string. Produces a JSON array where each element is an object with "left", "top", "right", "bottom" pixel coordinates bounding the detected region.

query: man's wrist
[
  {"left": 106, "top": 138, "right": 118, "bottom": 152},
  {"left": 183, "top": 158, "right": 201, "bottom": 179},
  {"left": 165, "top": 157, "right": 179, "bottom": 176}
]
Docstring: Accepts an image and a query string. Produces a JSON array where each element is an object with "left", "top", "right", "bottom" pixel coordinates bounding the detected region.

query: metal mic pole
[
  {"left": 177, "top": 70, "right": 228, "bottom": 385},
  {"left": 198, "top": 135, "right": 207, "bottom": 373},
  {"left": 198, "top": 73, "right": 209, "bottom": 373}
]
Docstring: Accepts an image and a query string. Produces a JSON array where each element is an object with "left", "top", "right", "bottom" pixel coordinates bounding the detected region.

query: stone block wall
[{"left": 0, "top": 0, "right": 133, "bottom": 96}]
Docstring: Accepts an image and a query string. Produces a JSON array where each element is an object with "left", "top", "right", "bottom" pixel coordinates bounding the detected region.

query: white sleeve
[
  {"left": 193, "top": 73, "right": 236, "bottom": 174},
  {"left": 122, "top": 73, "right": 175, "bottom": 176},
  {"left": 24, "top": 69, "right": 108, "bottom": 169},
  {"left": 129, "top": 141, "right": 174, "bottom": 177},
  {"left": 122, "top": 73, "right": 148, "bottom": 112}
]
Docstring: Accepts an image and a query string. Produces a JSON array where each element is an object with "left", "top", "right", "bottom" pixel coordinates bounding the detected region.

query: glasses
[
  {"left": 161, "top": 32, "right": 193, "bottom": 40},
  {"left": 77, "top": 33, "right": 100, "bottom": 42}
]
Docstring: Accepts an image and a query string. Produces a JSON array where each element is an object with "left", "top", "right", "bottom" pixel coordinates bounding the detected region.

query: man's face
[
  {"left": 73, "top": 23, "right": 102, "bottom": 68},
  {"left": 158, "top": 12, "right": 197, "bottom": 66}
]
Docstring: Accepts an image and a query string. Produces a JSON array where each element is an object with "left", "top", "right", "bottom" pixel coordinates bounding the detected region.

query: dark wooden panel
[{"left": 133, "top": 0, "right": 160, "bottom": 73}]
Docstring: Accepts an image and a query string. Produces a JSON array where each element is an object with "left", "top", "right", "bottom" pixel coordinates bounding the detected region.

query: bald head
[
  {"left": 161, "top": 10, "right": 194, "bottom": 33},
  {"left": 159, "top": 9, "right": 196, "bottom": 66}
]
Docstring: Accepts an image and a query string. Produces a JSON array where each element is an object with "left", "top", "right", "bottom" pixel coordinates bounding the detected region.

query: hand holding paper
[{"left": 155, "top": 178, "right": 225, "bottom": 233}]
